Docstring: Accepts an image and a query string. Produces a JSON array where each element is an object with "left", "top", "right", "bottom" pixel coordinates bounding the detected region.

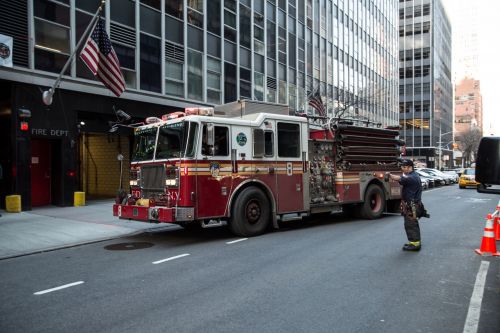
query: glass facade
[
  {"left": 398, "top": 0, "right": 452, "bottom": 166},
  {"left": 12, "top": 0, "right": 399, "bottom": 125}
]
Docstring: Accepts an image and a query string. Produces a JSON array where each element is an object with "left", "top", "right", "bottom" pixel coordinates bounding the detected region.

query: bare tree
[{"left": 456, "top": 127, "right": 482, "bottom": 167}]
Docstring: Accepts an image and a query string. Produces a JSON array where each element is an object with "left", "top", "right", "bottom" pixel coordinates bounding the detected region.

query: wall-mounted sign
[
  {"left": 32, "top": 128, "right": 69, "bottom": 137},
  {"left": 0, "top": 34, "right": 13, "bottom": 68}
]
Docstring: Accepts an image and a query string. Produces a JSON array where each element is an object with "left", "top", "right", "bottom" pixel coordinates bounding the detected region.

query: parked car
[
  {"left": 442, "top": 170, "right": 459, "bottom": 183},
  {"left": 415, "top": 170, "right": 435, "bottom": 187},
  {"left": 416, "top": 169, "right": 445, "bottom": 186},
  {"left": 421, "top": 177, "right": 429, "bottom": 190},
  {"left": 459, "top": 168, "right": 480, "bottom": 189},
  {"left": 421, "top": 168, "right": 455, "bottom": 185}
]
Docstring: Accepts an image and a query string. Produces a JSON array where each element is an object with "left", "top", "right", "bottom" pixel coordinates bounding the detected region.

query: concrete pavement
[{"left": 0, "top": 199, "right": 176, "bottom": 260}]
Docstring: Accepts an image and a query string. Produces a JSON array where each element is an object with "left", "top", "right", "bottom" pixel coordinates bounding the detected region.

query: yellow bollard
[
  {"left": 6, "top": 195, "right": 21, "bottom": 213},
  {"left": 74, "top": 192, "right": 86, "bottom": 207}
]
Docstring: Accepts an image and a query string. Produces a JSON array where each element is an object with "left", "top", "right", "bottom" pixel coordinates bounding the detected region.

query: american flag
[
  {"left": 80, "top": 18, "right": 125, "bottom": 97},
  {"left": 308, "top": 88, "right": 326, "bottom": 117}
]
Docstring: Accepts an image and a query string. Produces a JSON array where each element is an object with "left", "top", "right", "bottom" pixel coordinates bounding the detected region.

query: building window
[
  {"left": 165, "top": 0, "right": 183, "bottom": 19},
  {"left": 207, "top": 57, "right": 221, "bottom": 104},
  {"left": 110, "top": 0, "right": 135, "bottom": 27},
  {"left": 254, "top": 72, "right": 264, "bottom": 101},
  {"left": 113, "top": 42, "right": 136, "bottom": 88},
  {"left": 187, "top": 49, "right": 203, "bottom": 100},
  {"left": 165, "top": 16, "right": 183, "bottom": 44},
  {"left": 224, "top": 62, "right": 237, "bottom": 103},
  {"left": 207, "top": 0, "right": 221, "bottom": 35},
  {"left": 34, "top": 19, "right": 70, "bottom": 73},
  {"left": 165, "top": 60, "right": 184, "bottom": 97},
  {"left": 140, "top": 3, "right": 161, "bottom": 37},
  {"left": 140, "top": 34, "right": 161, "bottom": 93},
  {"left": 239, "top": 4, "right": 252, "bottom": 49}
]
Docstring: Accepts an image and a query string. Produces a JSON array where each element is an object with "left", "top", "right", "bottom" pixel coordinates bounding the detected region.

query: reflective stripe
[{"left": 483, "top": 231, "right": 495, "bottom": 238}]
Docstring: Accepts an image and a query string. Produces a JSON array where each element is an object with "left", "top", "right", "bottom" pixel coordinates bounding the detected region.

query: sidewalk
[{"left": 0, "top": 199, "right": 176, "bottom": 260}]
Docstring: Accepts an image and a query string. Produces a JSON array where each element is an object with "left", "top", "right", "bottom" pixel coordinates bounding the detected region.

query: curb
[{"left": 0, "top": 225, "right": 179, "bottom": 261}]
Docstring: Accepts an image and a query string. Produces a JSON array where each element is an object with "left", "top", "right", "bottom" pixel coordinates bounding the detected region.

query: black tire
[
  {"left": 229, "top": 187, "right": 270, "bottom": 237},
  {"left": 359, "top": 184, "right": 386, "bottom": 219},
  {"left": 459, "top": 185, "right": 465, "bottom": 189}
]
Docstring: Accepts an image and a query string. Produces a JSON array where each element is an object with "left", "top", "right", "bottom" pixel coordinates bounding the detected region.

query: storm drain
[{"left": 104, "top": 242, "right": 154, "bottom": 251}]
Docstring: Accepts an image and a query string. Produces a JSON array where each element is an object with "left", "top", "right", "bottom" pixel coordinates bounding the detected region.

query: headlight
[
  {"left": 130, "top": 180, "right": 138, "bottom": 186},
  {"left": 165, "top": 179, "right": 178, "bottom": 186}
]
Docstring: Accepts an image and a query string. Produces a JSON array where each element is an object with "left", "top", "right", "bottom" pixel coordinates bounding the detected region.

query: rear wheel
[
  {"left": 229, "top": 187, "right": 270, "bottom": 237},
  {"left": 360, "top": 184, "right": 386, "bottom": 219}
]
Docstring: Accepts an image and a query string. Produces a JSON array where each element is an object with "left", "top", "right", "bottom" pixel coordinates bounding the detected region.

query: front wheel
[
  {"left": 359, "top": 184, "right": 386, "bottom": 219},
  {"left": 229, "top": 187, "right": 270, "bottom": 237}
]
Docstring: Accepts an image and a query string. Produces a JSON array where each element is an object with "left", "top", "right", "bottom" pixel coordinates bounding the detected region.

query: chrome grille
[{"left": 140, "top": 165, "right": 165, "bottom": 197}]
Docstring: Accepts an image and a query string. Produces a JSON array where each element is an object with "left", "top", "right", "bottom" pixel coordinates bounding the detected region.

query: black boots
[{"left": 402, "top": 241, "right": 421, "bottom": 251}]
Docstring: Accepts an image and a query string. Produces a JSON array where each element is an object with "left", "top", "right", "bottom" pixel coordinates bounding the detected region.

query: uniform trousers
[{"left": 404, "top": 214, "right": 421, "bottom": 242}]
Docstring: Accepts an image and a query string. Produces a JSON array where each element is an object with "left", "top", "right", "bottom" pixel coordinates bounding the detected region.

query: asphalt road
[{"left": 1, "top": 185, "right": 499, "bottom": 333}]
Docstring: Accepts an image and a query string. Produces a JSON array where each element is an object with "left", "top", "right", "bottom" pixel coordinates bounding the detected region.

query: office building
[{"left": 398, "top": 0, "right": 453, "bottom": 168}]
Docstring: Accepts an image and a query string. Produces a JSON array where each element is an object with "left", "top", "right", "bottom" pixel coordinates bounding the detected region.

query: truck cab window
[
  {"left": 202, "top": 125, "right": 229, "bottom": 156},
  {"left": 253, "top": 129, "right": 274, "bottom": 158},
  {"left": 277, "top": 122, "right": 300, "bottom": 157}
]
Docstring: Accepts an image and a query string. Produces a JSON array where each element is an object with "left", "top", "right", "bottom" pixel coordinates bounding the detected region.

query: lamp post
[{"left": 438, "top": 128, "right": 453, "bottom": 170}]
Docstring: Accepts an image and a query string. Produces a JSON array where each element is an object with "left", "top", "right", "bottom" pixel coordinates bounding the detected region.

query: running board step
[{"left": 201, "top": 219, "right": 226, "bottom": 228}]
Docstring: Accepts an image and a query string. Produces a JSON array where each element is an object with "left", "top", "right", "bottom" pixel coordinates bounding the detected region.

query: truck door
[
  {"left": 196, "top": 123, "right": 232, "bottom": 218},
  {"left": 250, "top": 122, "right": 278, "bottom": 204},
  {"left": 275, "top": 121, "right": 304, "bottom": 213}
]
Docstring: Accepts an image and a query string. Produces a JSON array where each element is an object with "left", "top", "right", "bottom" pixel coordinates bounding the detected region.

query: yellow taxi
[{"left": 459, "top": 168, "right": 480, "bottom": 189}]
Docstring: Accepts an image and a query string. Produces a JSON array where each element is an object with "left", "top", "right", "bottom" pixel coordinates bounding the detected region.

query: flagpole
[{"left": 42, "top": 0, "right": 106, "bottom": 106}]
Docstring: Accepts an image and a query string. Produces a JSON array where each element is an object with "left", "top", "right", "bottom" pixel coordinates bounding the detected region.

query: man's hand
[{"left": 386, "top": 172, "right": 401, "bottom": 181}]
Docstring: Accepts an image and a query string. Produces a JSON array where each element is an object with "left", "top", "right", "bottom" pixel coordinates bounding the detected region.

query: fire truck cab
[{"left": 113, "top": 100, "right": 403, "bottom": 236}]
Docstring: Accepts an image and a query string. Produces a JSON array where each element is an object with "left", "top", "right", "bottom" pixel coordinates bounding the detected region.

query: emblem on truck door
[
  {"left": 236, "top": 132, "right": 247, "bottom": 146},
  {"left": 210, "top": 162, "right": 221, "bottom": 177}
]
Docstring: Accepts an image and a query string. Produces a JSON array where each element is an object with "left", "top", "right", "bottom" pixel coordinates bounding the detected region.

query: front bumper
[
  {"left": 113, "top": 204, "right": 195, "bottom": 223},
  {"left": 459, "top": 178, "right": 479, "bottom": 187}
]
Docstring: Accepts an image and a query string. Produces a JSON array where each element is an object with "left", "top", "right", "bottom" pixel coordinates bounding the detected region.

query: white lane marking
[
  {"left": 152, "top": 253, "right": 190, "bottom": 265},
  {"left": 34, "top": 281, "right": 84, "bottom": 295},
  {"left": 463, "top": 260, "right": 490, "bottom": 333},
  {"left": 226, "top": 238, "right": 248, "bottom": 244}
]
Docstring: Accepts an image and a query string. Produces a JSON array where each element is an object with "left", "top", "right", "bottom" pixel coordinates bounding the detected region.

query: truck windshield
[
  {"left": 132, "top": 122, "right": 198, "bottom": 161},
  {"left": 156, "top": 122, "right": 198, "bottom": 159},
  {"left": 132, "top": 127, "right": 157, "bottom": 161}
]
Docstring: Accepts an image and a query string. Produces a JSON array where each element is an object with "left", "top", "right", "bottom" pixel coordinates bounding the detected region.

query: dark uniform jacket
[{"left": 399, "top": 171, "right": 422, "bottom": 203}]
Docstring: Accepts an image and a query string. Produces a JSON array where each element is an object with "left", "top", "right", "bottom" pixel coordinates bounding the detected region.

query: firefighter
[{"left": 386, "top": 159, "right": 423, "bottom": 251}]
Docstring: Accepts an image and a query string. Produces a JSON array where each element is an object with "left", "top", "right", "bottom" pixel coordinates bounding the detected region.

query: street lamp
[{"left": 438, "top": 129, "right": 453, "bottom": 170}]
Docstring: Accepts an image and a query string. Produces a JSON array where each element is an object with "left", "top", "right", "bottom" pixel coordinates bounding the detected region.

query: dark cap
[{"left": 400, "top": 159, "right": 414, "bottom": 167}]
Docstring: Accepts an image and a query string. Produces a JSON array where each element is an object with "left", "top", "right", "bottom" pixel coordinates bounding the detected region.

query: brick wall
[{"left": 80, "top": 134, "right": 130, "bottom": 198}]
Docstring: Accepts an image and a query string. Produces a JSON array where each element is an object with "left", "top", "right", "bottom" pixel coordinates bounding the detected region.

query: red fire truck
[{"left": 113, "top": 100, "right": 404, "bottom": 236}]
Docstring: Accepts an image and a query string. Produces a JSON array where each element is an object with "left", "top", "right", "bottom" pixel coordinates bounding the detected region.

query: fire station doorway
[
  {"left": 31, "top": 139, "right": 62, "bottom": 207},
  {"left": 79, "top": 133, "right": 130, "bottom": 199}
]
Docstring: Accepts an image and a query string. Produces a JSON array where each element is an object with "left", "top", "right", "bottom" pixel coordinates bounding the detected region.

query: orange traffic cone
[
  {"left": 495, "top": 215, "right": 500, "bottom": 241},
  {"left": 495, "top": 201, "right": 500, "bottom": 241},
  {"left": 475, "top": 214, "right": 500, "bottom": 256}
]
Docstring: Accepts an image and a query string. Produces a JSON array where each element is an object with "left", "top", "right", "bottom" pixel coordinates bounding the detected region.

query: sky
[{"left": 441, "top": 0, "right": 500, "bottom": 136}]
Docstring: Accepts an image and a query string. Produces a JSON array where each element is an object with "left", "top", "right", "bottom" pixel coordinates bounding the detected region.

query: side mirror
[{"left": 476, "top": 136, "right": 500, "bottom": 194}]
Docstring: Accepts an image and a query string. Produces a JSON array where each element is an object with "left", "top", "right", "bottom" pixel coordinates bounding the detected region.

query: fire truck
[{"left": 113, "top": 100, "right": 404, "bottom": 236}]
